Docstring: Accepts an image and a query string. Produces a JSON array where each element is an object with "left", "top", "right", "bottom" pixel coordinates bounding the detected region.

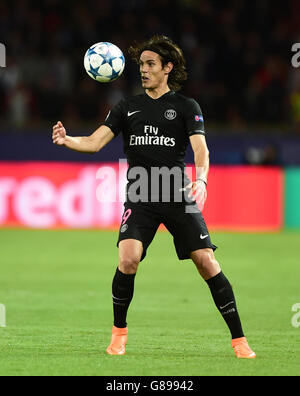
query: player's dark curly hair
[{"left": 128, "top": 35, "right": 188, "bottom": 92}]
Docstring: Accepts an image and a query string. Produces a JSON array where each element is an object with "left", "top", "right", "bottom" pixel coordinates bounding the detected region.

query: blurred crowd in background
[{"left": 0, "top": 0, "right": 300, "bottom": 132}]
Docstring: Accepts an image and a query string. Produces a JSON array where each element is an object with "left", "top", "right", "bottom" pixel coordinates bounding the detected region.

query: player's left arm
[{"left": 187, "top": 134, "right": 210, "bottom": 210}]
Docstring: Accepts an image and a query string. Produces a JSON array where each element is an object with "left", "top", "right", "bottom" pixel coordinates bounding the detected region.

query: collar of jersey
[{"left": 144, "top": 90, "right": 175, "bottom": 101}]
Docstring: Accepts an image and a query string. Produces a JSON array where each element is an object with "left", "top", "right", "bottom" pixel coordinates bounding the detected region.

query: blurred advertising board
[
  {"left": 285, "top": 168, "right": 300, "bottom": 228},
  {"left": 0, "top": 162, "right": 283, "bottom": 231}
]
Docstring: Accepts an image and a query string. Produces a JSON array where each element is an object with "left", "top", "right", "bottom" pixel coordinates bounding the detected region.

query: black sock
[
  {"left": 206, "top": 272, "right": 244, "bottom": 339},
  {"left": 112, "top": 268, "right": 136, "bottom": 328}
]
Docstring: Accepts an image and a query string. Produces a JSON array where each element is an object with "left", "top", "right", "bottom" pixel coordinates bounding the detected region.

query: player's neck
[{"left": 145, "top": 85, "right": 171, "bottom": 100}]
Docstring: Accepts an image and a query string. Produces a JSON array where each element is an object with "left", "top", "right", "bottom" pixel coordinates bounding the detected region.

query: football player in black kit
[{"left": 52, "top": 35, "right": 256, "bottom": 359}]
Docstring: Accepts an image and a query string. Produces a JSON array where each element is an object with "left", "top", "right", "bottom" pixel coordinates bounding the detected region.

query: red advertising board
[
  {"left": 0, "top": 162, "right": 283, "bottom": 231},
  {"left": 202, "top": 166, "right": 283, "bottom": 231}
]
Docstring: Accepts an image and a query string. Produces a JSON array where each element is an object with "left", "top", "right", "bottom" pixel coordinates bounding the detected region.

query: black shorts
[{"left": 117, "top": 202, "right": 217, "bottom": 262}]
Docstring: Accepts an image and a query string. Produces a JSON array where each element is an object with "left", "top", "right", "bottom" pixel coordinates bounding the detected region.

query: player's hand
[
  {"left": 187, "top": 180, "right": 207, "bottom": 211},
  {"left": 52, "top": 121, "right": 66, "bottom": 145}
]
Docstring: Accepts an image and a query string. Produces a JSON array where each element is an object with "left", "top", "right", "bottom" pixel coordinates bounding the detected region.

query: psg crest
[{"left": 164, "top": 109, "right": 177, "bottom": 120}]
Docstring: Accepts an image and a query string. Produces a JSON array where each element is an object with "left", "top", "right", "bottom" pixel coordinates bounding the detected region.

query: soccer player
[{"left": 52, "top": 35, "right": 256, "bottom": 359}]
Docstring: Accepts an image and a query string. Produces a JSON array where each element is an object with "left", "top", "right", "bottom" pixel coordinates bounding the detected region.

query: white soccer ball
[{"left": 84, "top": 42, "right": 125, "bottom": 83}]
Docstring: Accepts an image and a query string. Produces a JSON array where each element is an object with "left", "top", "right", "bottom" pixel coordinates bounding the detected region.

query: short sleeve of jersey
[
  {"left": 184, "top": 98, "right": 205, "bottom": 137},
  {"left": 104, "top": 99, "right": 126, "bottom": 137}
]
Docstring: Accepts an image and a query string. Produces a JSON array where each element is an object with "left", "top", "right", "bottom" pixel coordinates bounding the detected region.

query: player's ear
[{"left": 164, "top": 62, "right": 174, "bottom": 75}]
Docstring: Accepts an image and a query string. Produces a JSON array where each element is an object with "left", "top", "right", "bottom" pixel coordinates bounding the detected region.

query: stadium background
[
  {"left": 0, "top": 0, "right": 300, "bottom": 230},
  {"left": 0, "top": 0, "right": 300, "bottom": 377}
]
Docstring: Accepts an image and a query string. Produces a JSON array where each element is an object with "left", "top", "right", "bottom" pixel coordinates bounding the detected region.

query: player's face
[{"left": 139, "top": 51, "right": 170, "bottom": 90}]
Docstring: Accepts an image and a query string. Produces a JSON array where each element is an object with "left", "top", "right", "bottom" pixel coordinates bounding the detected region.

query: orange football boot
[
  {"left": 106, "top": 326, "right": 128, "bottom": 355},
  {"left": 232, "top": 337, "right": 256, "bottom": 359}
]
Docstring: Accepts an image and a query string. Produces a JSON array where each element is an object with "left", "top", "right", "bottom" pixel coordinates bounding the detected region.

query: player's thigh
[
  {"left": 118, "top": 239, "right": 144, "bottom": 274},
  {"left": 117, "top": 203, "right": 161, "bottom": 266},
  {"left": 163, "top": 203, "right": 217, "bottom": 261}
]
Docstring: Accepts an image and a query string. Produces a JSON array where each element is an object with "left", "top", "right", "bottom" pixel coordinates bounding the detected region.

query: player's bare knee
[
  {"left": 192, "top": 249, "right": 220, "bottom": 277},
  {"left": 197, "top": 252, "right": 212, "bottom": 271},
  {"left": 119, "top": 256, "right": 140, "bottom": 274}
]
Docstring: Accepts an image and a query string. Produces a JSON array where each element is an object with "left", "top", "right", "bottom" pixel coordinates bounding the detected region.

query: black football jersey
[{"left": 104, "top": 90, "right": 205, "bottom": 203}]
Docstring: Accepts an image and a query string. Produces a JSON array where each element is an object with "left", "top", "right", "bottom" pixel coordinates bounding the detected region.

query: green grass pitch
[{"left": 0, "top": 229, "right": 299, "bottom": 376}]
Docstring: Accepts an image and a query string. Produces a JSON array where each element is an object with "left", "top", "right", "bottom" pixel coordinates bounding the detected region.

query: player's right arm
[{"left": 52, "top": 121, "right": 115, "bottom": 153}]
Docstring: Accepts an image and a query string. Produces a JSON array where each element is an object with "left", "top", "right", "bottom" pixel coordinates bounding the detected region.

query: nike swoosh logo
[
  {"left": 220, "top": 301, "right": 234, "bottom": 310},
  {"left": 127, "top": 111, "right": 141, "bottom": 117},
  {"left": 112, "top": 295, "right": 128, "bottom": 301},
  {"left": 200, "top": 234, "right": 209, "bottom": 240}
]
